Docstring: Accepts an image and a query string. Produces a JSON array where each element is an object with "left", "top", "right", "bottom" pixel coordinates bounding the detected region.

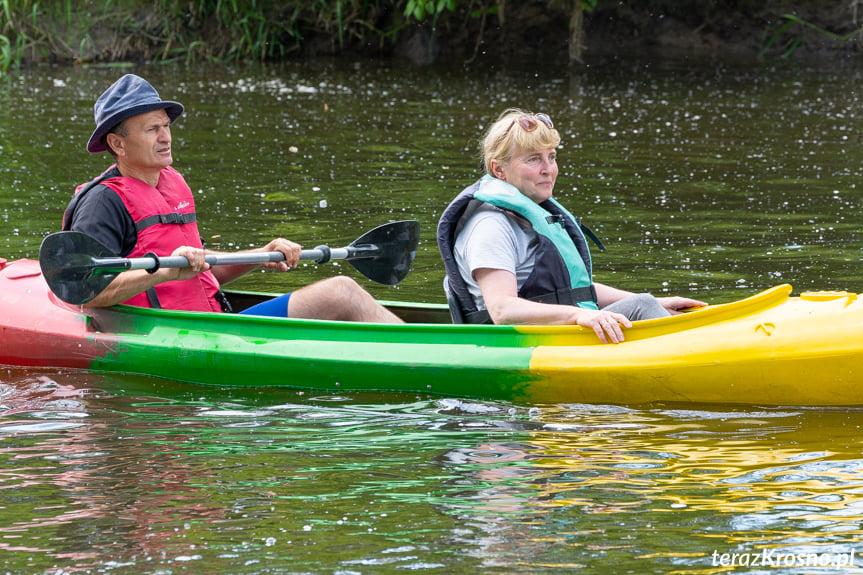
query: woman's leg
[{"left": 603, "top": 293, "right": 670, "bottom": 321}]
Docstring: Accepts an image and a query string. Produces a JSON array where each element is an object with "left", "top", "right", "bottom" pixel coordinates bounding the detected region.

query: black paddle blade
[
  {"left": 38, "top": 221, "right": 420, "bottom": 303},
  {"left": 346, "top": 220, "right": 420, "bottom": 285},
  {"left": 39, "top": 231, "right": 121, "bottom": 305}
]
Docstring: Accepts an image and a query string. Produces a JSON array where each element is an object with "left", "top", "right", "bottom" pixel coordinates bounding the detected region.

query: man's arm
[
  {"left": 83, "top": 245, "right": 210, "bottom": 307},
  {"left": 68, "top": 187, "right": 137, "bottom": 257},
  {"left": 206, "top": 237, "right": 304, "bottom": 285}
]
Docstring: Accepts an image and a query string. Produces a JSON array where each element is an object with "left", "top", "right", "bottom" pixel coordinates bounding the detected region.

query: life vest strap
[
  {"left": 145, "top": 287, "right": 162, "bottom": 309},
  {"left": 531, "top": 284, "right": 597, "bottom": 307},
  {"left": 578, "top": 221, "right": 606, "bottom": 252},
  {"left": 136, "top": 212, "right": 197, "bottom": 233}
]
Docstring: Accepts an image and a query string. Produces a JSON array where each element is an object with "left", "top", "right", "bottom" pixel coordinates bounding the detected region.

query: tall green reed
[{"left": 760, "top": 13, "right": 863, "bottom": 58}]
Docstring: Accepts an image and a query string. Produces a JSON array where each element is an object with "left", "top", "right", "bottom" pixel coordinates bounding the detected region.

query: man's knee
[
  {"left": 328, "top": 274, "right": 361, "bottom": 290},
  {"left": 316, "top": 275, "right": 364, "bottom": 298},
  {"left": 303, "top": 275, "right": 368, "bottom": 307},
  {"left": 289, "top": 275, "right": 400, "bottom": 323}
]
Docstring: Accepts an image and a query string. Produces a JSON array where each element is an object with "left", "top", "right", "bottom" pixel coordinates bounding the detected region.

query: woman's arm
[{"left": 475, "top": 268, "right": 632, "bottom": 343}]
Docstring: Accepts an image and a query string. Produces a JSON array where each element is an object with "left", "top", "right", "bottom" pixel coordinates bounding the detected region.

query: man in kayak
[
  {"left": 64, "top": 74, "right": 402, "bottom": 323},
  {"left": 437, "top": 109, "right": 706, "bottom": 343}
]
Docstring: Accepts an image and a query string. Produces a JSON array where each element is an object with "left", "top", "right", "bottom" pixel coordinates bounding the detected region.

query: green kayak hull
[{"left": 3, "top": 258, "right": 863, "bottom": 406}]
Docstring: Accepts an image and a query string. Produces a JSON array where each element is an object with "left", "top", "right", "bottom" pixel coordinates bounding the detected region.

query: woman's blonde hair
[{"left": 480, "top": 108, "right": 561, "bottom": 174}]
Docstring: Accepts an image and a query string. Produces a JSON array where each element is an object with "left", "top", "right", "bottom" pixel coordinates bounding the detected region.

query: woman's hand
[
  {"left": 575, "top": 308, "right": 633, "bottom": 344},
  {"left": 657, "top": 296, "right": 708, "bottom": 315}
]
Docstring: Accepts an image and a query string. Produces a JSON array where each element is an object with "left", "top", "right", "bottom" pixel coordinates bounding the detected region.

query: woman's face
[{"left": 492, "top": 147, "right": 558, "bottom": 204}]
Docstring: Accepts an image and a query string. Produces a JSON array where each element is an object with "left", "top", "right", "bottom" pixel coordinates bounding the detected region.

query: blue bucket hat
[{"left": 87, "top": 74, "right": 184, "bottom": 153}]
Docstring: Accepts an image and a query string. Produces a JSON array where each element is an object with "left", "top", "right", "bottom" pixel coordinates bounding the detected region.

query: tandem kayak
[{"left": 2, "top": 256, "right": 862, "bottom": 406}]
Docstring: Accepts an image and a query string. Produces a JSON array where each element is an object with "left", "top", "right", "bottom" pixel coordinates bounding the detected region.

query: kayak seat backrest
[{"left": 443, "top": 278, "right": 466, "bottom": 324}]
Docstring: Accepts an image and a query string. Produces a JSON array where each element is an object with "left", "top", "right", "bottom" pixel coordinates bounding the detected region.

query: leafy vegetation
[
  {"left": 0, "top": 1, "right": 859, "bottom": 73},
  {"left": 404, "top": 0, "right": 455, "bottom": 21},
  {"left": 0, "top": 0, "right": 416, "bottom": 69}
]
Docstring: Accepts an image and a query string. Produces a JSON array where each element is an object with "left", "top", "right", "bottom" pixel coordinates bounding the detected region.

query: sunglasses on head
[
  {"left": 505, "top": 113, "right": 554, "bottom": 136},
  {"left": 483, "top": 113, "right": 555, "bottom": 171}
]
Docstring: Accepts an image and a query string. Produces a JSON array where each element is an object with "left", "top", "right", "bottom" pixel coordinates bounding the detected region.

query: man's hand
[
  {"left": 260, "top": 238, "right": 303, "bottom": 271},
  {"left": 167, "top": 246, "right": 209, "bottom": 281}
]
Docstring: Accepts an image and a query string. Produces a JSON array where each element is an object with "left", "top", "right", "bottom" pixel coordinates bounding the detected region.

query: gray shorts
[{"left": 602, "top": 293, "right": 670, "bottom": 321}]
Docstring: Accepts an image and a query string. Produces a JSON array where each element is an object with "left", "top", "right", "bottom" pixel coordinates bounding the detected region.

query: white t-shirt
[{"left": 453, "top": 204, "right": 538, "bottom": 310}]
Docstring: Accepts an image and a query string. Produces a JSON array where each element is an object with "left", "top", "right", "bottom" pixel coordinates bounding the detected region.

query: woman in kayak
[{"left": 437, "top": 109, "right": 706, "bottom": 343}]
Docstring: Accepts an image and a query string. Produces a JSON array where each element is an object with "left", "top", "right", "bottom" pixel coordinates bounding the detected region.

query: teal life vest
[{"left": 437, "top": 175, "right": 603, "bottom": 323}]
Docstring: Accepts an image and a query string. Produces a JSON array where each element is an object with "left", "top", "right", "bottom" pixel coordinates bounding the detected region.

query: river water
[{"left": 1, "top": 58, "right": 863, "bottom": 573}]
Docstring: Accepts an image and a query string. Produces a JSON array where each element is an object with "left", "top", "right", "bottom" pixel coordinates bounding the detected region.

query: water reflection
[
  {"left": 2, "top": 372, "right": 863, "bottom": 572},
  {"left": 434, "top": 404, "right": 863, "bottom": 572}
]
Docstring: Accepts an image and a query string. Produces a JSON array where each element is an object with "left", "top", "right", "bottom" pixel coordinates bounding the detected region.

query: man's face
[{"left": 111, "top": 109, "right": 173, "bottom": 171}]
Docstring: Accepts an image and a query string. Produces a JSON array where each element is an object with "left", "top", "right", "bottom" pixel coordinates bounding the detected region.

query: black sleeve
[{"left": 68, "top": 186, "right": 138, "bottom": 257}]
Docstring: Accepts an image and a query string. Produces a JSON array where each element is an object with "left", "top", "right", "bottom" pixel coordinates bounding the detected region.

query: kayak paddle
[{"left": 39, "top": 220, "right": 421, "bottom": 305}]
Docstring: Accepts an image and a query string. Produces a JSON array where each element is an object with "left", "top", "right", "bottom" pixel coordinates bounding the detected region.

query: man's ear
[{"left": 105, "top": 133, "right": 124, "bottom": 156}]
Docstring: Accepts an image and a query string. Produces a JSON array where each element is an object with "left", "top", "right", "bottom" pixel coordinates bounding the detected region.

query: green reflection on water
[{"left": 3, "top": 371, "right": 863, "bottom": 573}]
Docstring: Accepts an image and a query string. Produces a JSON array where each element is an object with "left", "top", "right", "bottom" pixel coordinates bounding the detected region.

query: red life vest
[{"left": 97, "top": 166, "right": 222, "bottom": 312}]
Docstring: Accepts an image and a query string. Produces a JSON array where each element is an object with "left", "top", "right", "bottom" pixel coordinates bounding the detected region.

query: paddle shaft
[
  {"left": 39, "top": 220, "right": 419, "bottom": 304},
  {"left": 88, "top": 245, "right": 376, "bottom": 275}
]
